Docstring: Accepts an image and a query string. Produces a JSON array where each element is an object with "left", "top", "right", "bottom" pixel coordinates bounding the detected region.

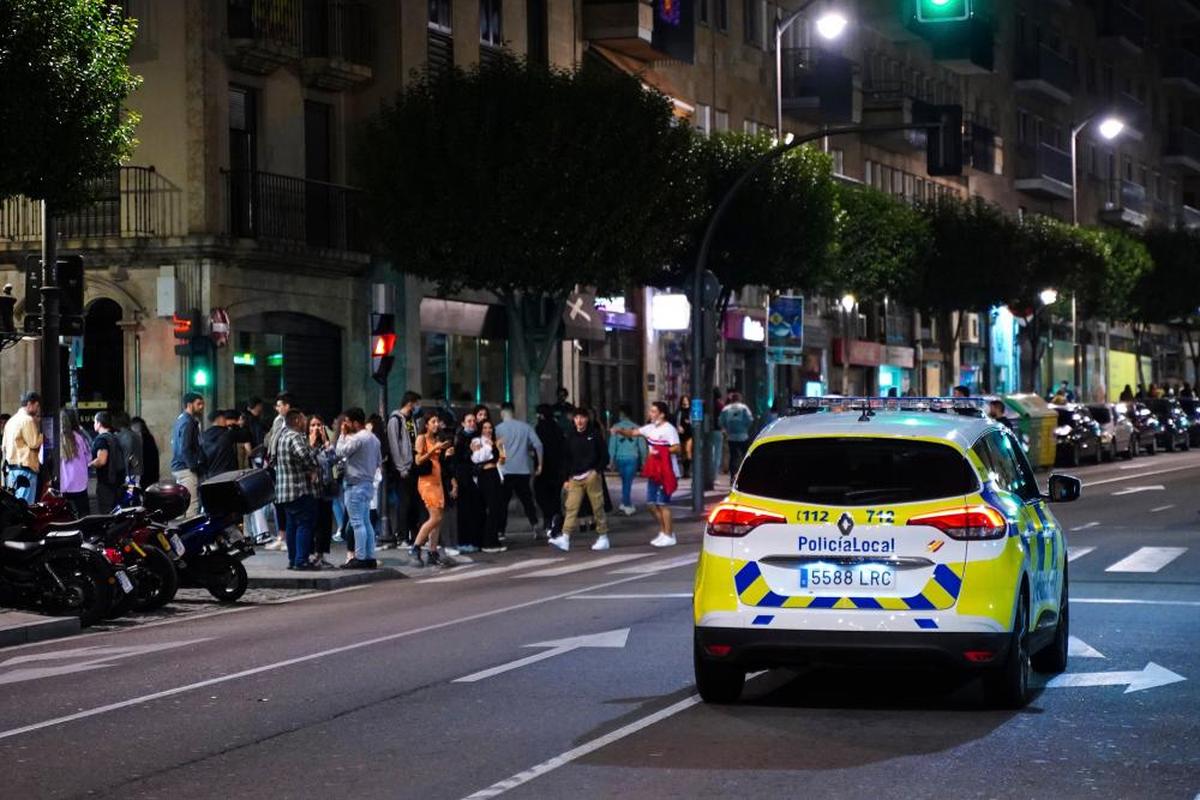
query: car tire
[
  {"left": 984, "top": 591, "right": 1031, "bottom": 710},
  {"left": 694, "top": 636, "right": 745, "bottom": 704},
  {"left": 1032, "top": 575, "right": 1069, "bottom": 675}
]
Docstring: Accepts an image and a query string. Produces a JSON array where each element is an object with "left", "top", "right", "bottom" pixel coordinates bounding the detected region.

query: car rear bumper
[{"left": 695, "top": 626, "right": 1012, "bottom": 670}]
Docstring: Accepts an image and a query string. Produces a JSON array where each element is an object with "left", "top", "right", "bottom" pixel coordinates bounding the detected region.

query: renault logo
[{"left": 837, "top": 512, "right": 854, "bottom": 536}]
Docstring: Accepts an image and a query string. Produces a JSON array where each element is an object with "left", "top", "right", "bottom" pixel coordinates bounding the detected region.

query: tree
[
  {"left": 832, "top": 182, "right": 930, "bottom": 303},
  {"left": 359, "top": 53, "right": 699, "bottom": 412},
  {"left": 0, "top": 0, "right": 141, "bottom": 206},
  {"left": 1136, "top": 228, "right": 1200, "bottom": 387}
]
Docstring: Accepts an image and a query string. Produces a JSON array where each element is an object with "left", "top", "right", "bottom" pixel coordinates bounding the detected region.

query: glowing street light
[
  {"left": 815, "top": 11, "right": 849, "bottom": 40},
  {"left": 840, "top": 293, "right": 857, "bottom": 312},
  {"left": 1098, "top": 117, "right": 1125, "bottom": 140},
  {"left": 1040, "top": 288, "right": 1059, "bottom": 307}
]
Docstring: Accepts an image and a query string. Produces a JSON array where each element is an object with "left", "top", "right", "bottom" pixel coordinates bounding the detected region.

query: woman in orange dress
[{"left": 411, "top": 414, "right": 456, "bottom": 567}]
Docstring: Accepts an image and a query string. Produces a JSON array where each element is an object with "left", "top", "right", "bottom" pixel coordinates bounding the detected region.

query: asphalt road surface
[{"left": 2, "top": 450, "right": 1199, "bottom": 799}]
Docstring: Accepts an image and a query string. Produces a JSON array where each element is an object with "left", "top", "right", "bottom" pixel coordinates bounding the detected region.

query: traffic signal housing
[
  {"left": 918, "top": 103, "right": 964, "bottom": 177},
  {"left": 173, "top": 308, "right": 205, "bottom": 356},
  {"left": 370, "top": 312, "right": 396, "bottom": 386},
  {"left": 915, "top": 0, "right": 971, "bottom": 23}
]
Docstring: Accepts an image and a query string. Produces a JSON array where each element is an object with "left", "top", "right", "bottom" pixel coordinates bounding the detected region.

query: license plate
[
  {"left": 800, "top": 564, "right": 896, "bottom": 591},
  {"left": 116, "top": 570, "right": 134, "bottom": 594},
  {"left": 170, "top": 534, "right": 185, "bottom": 557}
]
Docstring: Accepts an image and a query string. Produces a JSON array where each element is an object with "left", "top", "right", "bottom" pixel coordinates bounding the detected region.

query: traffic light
[
  {"left": 23, "top": 255, "right": 85, "bottom": 336},
  {"left": 370, "top": 312, "right": 396, "bottom": 386},
  {"left": 915, "top": 0, "right": 971, "bottom": 23},
  {"left": 917, "top": 103, "right": 964, "bottom": 177},
  {"left": 173, "top": 308, "right": 204, "bottom": 356}
]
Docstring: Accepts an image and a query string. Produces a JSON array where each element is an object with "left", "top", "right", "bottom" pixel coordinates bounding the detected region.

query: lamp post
[
  {"left": 839, "top": 293, "right": 856, "bottom": 394},
  {"left": 1069, "top": 113, "right": 1124, "bottom": 400},
  {"left": 1037, "top": 288, "right": 1059, "bottom": 396},
  {"left": 774, "top": 3, "right": 849, "bottom": 140}
]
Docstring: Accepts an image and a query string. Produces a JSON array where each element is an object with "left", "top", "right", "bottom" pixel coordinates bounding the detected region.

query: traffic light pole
[
  {"left": 40, "top": 203, "right": 61, "bottom": 492},
  {"left": 690, "top": 120, "right": 956, "bottom": 514}
]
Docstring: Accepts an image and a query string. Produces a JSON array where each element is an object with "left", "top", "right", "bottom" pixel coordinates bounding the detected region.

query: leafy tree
[
  {"left": 0, "top": 0, "right": 141, "bottom": 206},
  {"left": 359, "top": 53, "right": 699, "bottom": 411},
  {"left": 832, "top": 182, "right": 930, "bottom": 302},
  {"left": 1136, "top": 228, "right": 1200, "bottom": 386},
  {"left": 1073, "top": 228, "right": 1152, "bottom": 324}
]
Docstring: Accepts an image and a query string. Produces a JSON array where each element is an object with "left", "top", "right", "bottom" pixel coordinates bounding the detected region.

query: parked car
[
  {"left": 1143, "top": 399, "right": 1191, "bottom": 452},
  {"left": 1087, "top": 402, "right": 1137, "bottom": 460},
  {"left": 1051, "top": 403, "right": 1103, "bottom": 466},
  {"left": 1178, "top": 397, "right": 1200, "bottom": 447},
  {"left": 1121, "top": 402, "right": 1161, "bottom": 455}
]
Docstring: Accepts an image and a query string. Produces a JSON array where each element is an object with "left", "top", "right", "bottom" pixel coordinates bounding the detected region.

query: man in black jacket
[
  {"left": 548, "top": 406, "right": 609, "bottom": 552},
  {"left": 534, "top": 404, "right": 564, "bottom": 537},
  {"left": 201, "top": 410, "right": 252, "bottom": 477}
]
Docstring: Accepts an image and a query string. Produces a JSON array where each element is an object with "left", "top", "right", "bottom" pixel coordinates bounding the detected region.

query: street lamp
[
  {"left": 1040, "top": 288, "right": 1059, "bottom": 307},
  {"left": 775, "top": 3, "right": 850, "bottom": 139},
  {"left": 840, "top": 293, "right": 857, "bottom": 312},
  {"left": 1069, "top": 113, "right": 1125, "bottom": 399}
]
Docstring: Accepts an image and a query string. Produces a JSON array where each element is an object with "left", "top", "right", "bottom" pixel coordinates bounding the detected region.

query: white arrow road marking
[
  {"left": 1150, "top": 505, "right": 1176, "bottom": 513},
  {"left": 516, "top": 553, "right": 653, "bottom": 578},
  {"left": 0, "top": 639, "right": 210, "bottom": 687},
  {"left": 1068, "top": 636, "right": 1105, "bottom": 659},
  {"left": 1111, "top": 485, "right": 1166, "bottom": 496},
  {"left": 453, "top": 628, "right": 630, "bottom": 683},
  {"left": 1070, "top": 522, "right": 1100, "bottom": 531},
  {"left": 1036, "top": 662, "right": 1186, "bottom": 694},
  {"left": 1067, "top": 546, "right": 1095, "bottom": 562},
  {"left": 1105, "top": 546, "right": 1187, "bottom": 573}
]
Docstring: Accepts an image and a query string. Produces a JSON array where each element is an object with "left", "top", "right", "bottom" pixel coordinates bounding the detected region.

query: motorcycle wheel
[
  {"left": 130, "top": 547, "right": 180, "bottom": 612},
  {"left": 106, "top": 580, "right": 135, "bottom": 619},
  {"left": 48, "top": 557, "right": 113, "bottom": 627},
  {"left": 205, "top": 554, "right": 248, "bottom": 603}
]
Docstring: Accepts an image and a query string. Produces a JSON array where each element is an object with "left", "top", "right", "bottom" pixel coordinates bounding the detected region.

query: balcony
[
  {"left": 1163, "top": 48, "right": 1200, "bottom": 96},
  {"left": 582, "top": 0, "right": 693, "bottom": 63},
  {"left": 1015, "top": 142, "right": 1073, "bottom": 200},
  {"left": 301, "top": 0, "right": 373, "bottom": 89},
  {"left": 226, "top": 0, "right": 302, "bottom": 75},
  {"left": 1097, "top": 1, "right": 1145, "bottom": 54},
  {"left": 965, "top": 120, "right": 1001, "bottom": 175},
  {"left": 780, "top": 48, "right": 855, "bottom": 124},
  {"left": 0, "top": 167, "right": 181, "bottom": 245},
  {"left": 860, "top": 80, "right": 933, "bottom": 152},
  {"left": 223, "top": 169, "right": 365, "bottom": 252},
  {"left": 1100, "top": 179, "right": 1148, "bottom": 228},
  {"left": 1164, "top": 126, "right": 1200, "bottom": 173},
  {"left": 1013, "top": 45, "right": 1075, "bottom": 104}
]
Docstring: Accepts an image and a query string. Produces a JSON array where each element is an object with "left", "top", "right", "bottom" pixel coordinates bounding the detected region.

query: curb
[
  {"left": 0, "top": 613, "right": 81, "bottom": 649},
  {"left": 247, "top": 567, "right": 407, "bottom": 591}
]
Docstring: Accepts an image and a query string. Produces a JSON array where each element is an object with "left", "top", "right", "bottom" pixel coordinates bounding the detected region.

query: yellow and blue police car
[{"left": 693, "top": 397, "right": 1080, "bottom": 708}]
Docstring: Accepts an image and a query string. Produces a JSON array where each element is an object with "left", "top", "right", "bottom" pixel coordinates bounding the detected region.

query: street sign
[
  {"left": 453, "top": 628, "right": 630, "bottom": 683},
  {"left": 562, "top": 291, "right": 605, "bottom": 341}
]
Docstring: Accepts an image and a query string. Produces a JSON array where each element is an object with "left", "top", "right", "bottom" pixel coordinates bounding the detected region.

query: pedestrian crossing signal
[
  {"left": 915, "top": 0, "right": 970, "bottom": 23},
  {"left": 370, "top": 312, "right": 396, "bottom": 386}
]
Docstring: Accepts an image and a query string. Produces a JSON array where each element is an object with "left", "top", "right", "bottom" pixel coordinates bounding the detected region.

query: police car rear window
[{"left": 735, "top": 437, "right": 978, "bottom": 505}]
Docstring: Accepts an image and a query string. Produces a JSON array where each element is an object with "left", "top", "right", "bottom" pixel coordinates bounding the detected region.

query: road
[{"left": 2, "top": 450, "right": 1199, "bottom": 799}]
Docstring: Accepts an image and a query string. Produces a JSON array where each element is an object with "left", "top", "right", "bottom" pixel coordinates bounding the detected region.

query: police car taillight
[
  {"left": 905, "top": 506, "right": 1006, "bottom": 540},
  {"left": 706, "top": 504, "right": 786, "bottom": 537}
]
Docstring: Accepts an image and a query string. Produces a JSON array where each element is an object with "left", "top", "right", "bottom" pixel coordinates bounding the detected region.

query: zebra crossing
[
  {"left": 421, "top": 551, "right": 698, "bottom": 584},
  {"left": 1068, "top": 544, "right": 1190, "bottom": 573}
]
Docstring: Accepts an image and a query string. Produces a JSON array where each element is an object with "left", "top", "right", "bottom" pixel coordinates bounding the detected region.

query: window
[
  {"left": 695, "top": 103, "right": 712, "bottom": 135},
  {"left": 429, "top": 0, "right": 452, "bottom": 32},
  {"left": 973, "top": 432, "right": 1039, "bottom": 502},
  {"left": 742, "top": 0, "right": 761, "bottom": 45},
  {"left": 829, "top": 148, "right": 845, "bottom": 176},
  {"left": 736, "top": 438, "right": 979, "bottom": 504},
  {"left": 715, "top": 109, "right": 730, "bottom": 131},
  {"left": 717, "top": 0, "right": 729, "bottom": 31},
  {"left": 479, "top": 0, "right": 502, "bottom": 46}
]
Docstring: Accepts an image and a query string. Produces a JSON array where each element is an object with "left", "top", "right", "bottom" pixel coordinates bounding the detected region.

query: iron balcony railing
[
  {"left": 1018, "top": 142, "right": 1073, "bottom": 186},
  {"left": 1014, "top": 44, "right": 1075, "bottom": 94},
  {"left": 228, "top": 0, "right": 303, "bottom": 50},
  {"left": 1106, "top": 179, "right": 1147, "bottom": 214},
  {"left": 302, "top": 0, "right": 373, "bottom": 65},
  {"left": 223, "top": 169, "right": 365, "bottom": 252},
  {"left": 0, "top": 166, "right": 177, "bottom": 242}
]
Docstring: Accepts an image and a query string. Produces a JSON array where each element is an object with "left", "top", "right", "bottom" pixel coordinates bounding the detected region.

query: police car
[{"left": 692, "top": 397, "right": 1080, "bottom": 708}]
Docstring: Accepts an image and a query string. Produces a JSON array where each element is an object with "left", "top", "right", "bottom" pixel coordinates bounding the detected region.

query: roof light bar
[{"left": 788, "top": 395, "right": 989, "bottom": 416}]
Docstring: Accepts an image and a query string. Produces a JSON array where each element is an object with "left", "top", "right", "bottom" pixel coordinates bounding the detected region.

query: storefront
[
  {"left": 579, "top": 297, "right": 642, "bottom": 424},
  {"left": 723, "top": 308, "right": 768, "bottom": 415},
  {"left": 418, "top": 298, "right": 510, "bottom": 408},
  {"left": 232, "top": 311, "right": 343, "bottom": 422},
  {"left": 989, "top": 305, "right": 1019, "bottom": 396},
  {"left": 833, "top": 338, "right": 885, "bottom": 395},
  {"left": 879, "top": 345, "right": 915, "bottom": 396}
]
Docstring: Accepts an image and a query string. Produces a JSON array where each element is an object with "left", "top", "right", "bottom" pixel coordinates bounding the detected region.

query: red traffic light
[
  {"left": 173, "top": 314, "right": 193, "bottom": 338},
  {"left": 371, "top": 333, "right": 396, "bottom": 358}
]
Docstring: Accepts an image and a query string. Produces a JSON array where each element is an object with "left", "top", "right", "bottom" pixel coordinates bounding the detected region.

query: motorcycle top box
[
  {"left": 198, "top": 469, "right": 274, "bottom": 515},
  {"left": 142, "top": 481, "right": 192, "bottom": 521}
]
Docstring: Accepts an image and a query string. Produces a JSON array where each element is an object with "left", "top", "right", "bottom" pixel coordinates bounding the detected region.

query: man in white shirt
[{"left": 612, "top": 401, "right": 680, "bottom": 548}]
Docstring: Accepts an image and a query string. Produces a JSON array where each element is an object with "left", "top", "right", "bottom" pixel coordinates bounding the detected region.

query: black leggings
[
  {"left": 534, "top": 474, "right": 561, "bottom": 526},
  {"left": 455, "top": 466, "right": 484, "bottom": 548},
  {"left": 477, "top": 468, "right": 504, "bottom": 548},
  {"left": 313, "top": 498, "right": 333, "bottom": 555}
]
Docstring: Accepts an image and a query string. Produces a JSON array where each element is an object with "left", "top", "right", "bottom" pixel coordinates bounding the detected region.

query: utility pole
[{"left": 40, "top": 202, "right": 61, "bottom": 490}]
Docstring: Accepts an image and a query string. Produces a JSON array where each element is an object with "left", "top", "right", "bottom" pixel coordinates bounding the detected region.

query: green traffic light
[
  {"left": 192, "top": 367, "right": 210, "bottom": 388},
  {"left": 915, "top": 0, "right": 970, "bottom": 22}
]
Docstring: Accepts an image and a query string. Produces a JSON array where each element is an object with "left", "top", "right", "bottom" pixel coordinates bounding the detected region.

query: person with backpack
[{"left": 89, "top": 411, "right": 126, "bottom": 514}]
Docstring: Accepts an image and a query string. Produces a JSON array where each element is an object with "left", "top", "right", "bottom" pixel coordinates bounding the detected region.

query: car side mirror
[{"left": 1046, "top": 474, "right": 1082, "bottom": 503}]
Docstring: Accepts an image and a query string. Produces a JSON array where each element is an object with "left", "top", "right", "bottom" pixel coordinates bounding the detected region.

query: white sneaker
[
  {"left": 442, "top": 547, "right": 461, "bottom": 557},
  {"left": 548, "top": 534, "right": 570, "bottom": 552},
  {"left": 591, "top": 535, "right": 611, "bottom": 551},
  {"left": 650, "top": 532, "right": 677, "bottom": 548},
  {"left": 620, "top": 505, "right": 635, "bottom": 516}
]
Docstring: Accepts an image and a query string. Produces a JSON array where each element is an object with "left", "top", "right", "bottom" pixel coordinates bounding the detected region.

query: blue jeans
[
  {"left": 5, "top": 466, "right": 36, "bottom": 504},
  {"left": 345, "top": 482, "right": 376, "bottom": 561},
  {"left": 280, "top": 495, "right": 316, "bottom": 567},
  {"left": 615, "top": 458, "right": 638, "bottom": 508},
  {"left": 332, "top": 493, "right": 347, "bottom": 533}
]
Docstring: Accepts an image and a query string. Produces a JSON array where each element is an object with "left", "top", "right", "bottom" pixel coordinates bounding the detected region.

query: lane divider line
[
  {"left": 1074, "top": 597, "right": 1200, "bottom": 607},
  {"left": 568, "top": 593, "right": 693, "bottom": 600},
  {"left": 1070, "top": 522, "right": 1100, "bottom": 532},
  {"left": 1083, "top": 463, "right": 1200, "bottom": 487},
  {"left": 1150, "top": 505, "right": 1176, "bottom": 513}
]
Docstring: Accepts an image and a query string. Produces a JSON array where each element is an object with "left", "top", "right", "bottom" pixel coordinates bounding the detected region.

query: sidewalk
[{"left": 0, "top": 610, "right": 80, "bottom": 648}]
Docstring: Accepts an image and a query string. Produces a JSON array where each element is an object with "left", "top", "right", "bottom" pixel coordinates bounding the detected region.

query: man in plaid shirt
[{"left": 272, "top": 408, "right": 320, "bottom": 570}]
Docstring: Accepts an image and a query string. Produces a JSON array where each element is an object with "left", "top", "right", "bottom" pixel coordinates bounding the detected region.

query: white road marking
[
  {"left": 1150, "top": 505, "right": 1176, "bottom": 513},
  {"left": 0, "top": 639, "right": 210, "bottom": 687},
  {"left": 1085, "top": 463, "right": 1200, "bottom": 487},
  {"left": 1074, "top": 597, "right": 1200, "bottom": 607},
  {"left": 421, "top": 558, "right": 566, "bottom": 583},
  {"left": 1035, "top": 662, "right": 1186, "bottom": 694},
  {"left": 0, "top": 567, "right": 675, "bottom": 742},
  {"left": 1070, "top": 522, "right": 1100, "bottom": 531},
  {"left": 569, "top": 593, "right": 693, "bottom": 600},
  {"left": 453, "top": 628, "right": 629, "bottom": 683},
  {"left": 516, "top": 553, "right": 653, "bottom": 578},
  {"left": 1068, "top": 636, "right": 1105, "bottom": 659},
  {"left": 1111, "top": 485, "right": 1165, "bottom": 496},
  {"left": 1067, "top": 546, "right": 1096, "bottom": 562},
  {"left": 460, "top": 696, "right": 701, "bottom": 799},
  {"left": 1105, "top": 547, "right": 1187, "bottom": 573},
  {"left": 608, "top": 554, "right": 698, "bottom": 574}
]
